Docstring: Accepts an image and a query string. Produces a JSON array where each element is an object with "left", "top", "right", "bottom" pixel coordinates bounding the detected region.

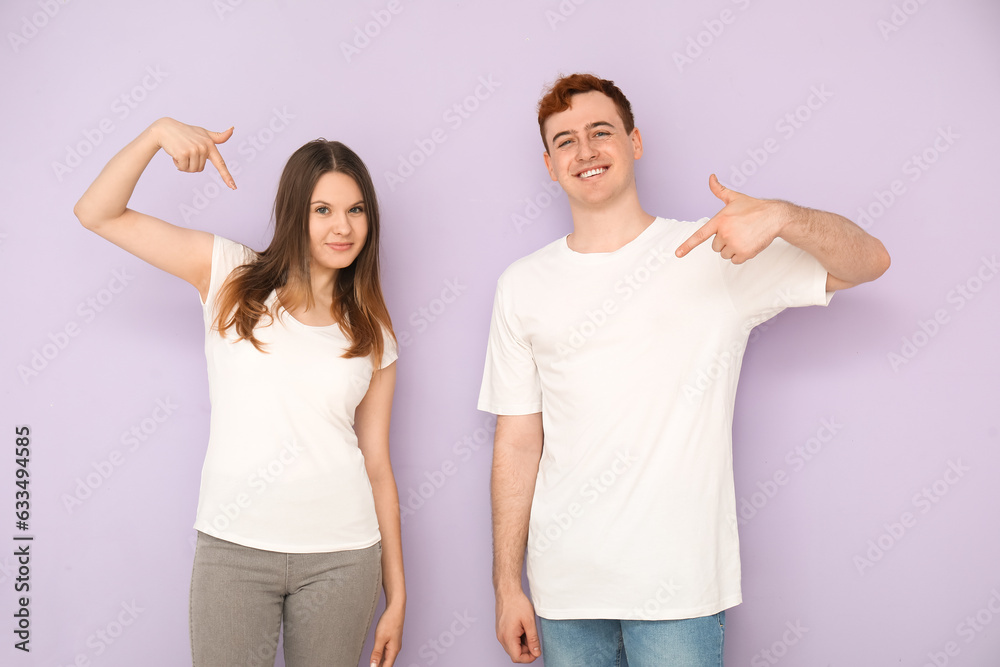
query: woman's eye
[
  {"left": 316, "top": 206, "right": 330, "bottom": 215},
  {"left": 350, "top": 206, "right": 365, "bottom": 214}
]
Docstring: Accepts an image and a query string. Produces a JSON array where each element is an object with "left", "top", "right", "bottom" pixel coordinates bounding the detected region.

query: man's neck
[{"left": 566, "top": 193, "right": 655, "bottom": 254}]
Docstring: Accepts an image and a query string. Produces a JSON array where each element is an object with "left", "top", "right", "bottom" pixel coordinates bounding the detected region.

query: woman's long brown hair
[{"left": 213, "top": 140, "right": 394, "bottom": 365}]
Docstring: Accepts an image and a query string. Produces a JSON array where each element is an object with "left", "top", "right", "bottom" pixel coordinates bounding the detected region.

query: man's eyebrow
[{"left": 550, "top": 121, "right": 616, "bottom": 144}]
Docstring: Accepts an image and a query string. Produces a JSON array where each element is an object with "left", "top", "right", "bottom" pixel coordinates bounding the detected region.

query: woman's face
[{"left": 307, "top": 171, "right": 368, "bottom": 278}]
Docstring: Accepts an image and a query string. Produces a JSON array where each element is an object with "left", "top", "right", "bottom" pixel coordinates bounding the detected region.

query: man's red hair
[{"left": 537, "top": 73, "right": 635, "bottom": 151}]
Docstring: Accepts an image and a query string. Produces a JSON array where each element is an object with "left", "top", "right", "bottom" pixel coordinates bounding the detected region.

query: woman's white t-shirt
[{"left": 192, "top": 235, "right": 396, "bottom": 553}]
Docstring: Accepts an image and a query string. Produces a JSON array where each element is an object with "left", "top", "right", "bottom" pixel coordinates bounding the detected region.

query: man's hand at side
[
  {"left": 496, "top": 586, "right": 541, "bottom": 663},
  {"left": 492, "top": 413, "right": 544, "bottom": 663}
]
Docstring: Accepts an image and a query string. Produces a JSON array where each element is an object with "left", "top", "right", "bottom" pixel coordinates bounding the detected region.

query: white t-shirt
[
  {"left": 478, "top": 217, "right": 832, "bottom": 620},
  {"left": 192, "top": 235, "right": 397, "bottom": 553}
]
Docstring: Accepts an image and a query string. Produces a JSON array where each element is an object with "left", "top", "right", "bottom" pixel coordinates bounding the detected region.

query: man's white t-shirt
[
  {"left": 192, "top": 235, "right": 397, "bottom": 553},
  {"left": 478, "top": 217, "right": 832, "bottom": 620}
]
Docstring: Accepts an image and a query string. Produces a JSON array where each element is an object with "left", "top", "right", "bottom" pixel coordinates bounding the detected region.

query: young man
[{"left": 478, "top": 74, "right": 889, "bottom": 666}]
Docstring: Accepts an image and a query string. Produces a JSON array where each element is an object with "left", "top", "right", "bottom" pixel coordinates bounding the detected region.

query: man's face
[{"left": 542, "top": 90, "right": 643, "bottom": 208}]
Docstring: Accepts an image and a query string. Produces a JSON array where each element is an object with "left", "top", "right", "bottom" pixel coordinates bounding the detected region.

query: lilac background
[{"left": 3, "top": 0, "right": 999, "bottom": 665}]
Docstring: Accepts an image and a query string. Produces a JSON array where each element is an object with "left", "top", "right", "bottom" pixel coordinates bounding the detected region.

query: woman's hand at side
[
  {"left": 370, "top": 599, "right": 405, "bottom": 667},
  {"left": 356, "top": 361, "right": 405, "bottom": 667}
]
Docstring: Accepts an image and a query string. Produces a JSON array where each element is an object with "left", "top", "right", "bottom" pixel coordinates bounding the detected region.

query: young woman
[{"left": 74, "top": 118, "right": 405, "bottom": 667}]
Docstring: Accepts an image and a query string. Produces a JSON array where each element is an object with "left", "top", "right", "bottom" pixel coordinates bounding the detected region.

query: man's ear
[
  {"left": 631, "top": 127, "right": 643, "bottom": 160},
  {"left": 543, "top": 151, "right": 558, "bottom": 181}
]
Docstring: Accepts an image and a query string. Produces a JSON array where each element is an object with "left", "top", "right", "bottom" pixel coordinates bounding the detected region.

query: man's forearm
[
  {"left": 491, "top": 415, "right": 543, "bottom": 594},
  {"left": 777, "top": 202, "right": 891, "bottom": 287}
]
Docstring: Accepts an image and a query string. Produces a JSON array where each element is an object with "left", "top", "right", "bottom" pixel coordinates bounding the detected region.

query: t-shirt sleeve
[
  {"left": 477, "top": 276, "right": 543, "bottom": 415},
  {"left": 719, "top": 233, "right": 833, "bottom": 328},
  {"left": 202, "top": 235, "right": 257, "bottom": 311},
  {"left": 379, "top": 327, "right": 399, "bottom": 370}
]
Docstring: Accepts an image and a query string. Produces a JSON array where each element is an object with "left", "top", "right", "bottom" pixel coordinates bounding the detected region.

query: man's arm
[
  {"left": 492, "top": 413, "right": 544, "bottom": 664},
  {"left": 676, "top": 174, "right": 891, "bottom": 291},
  {"left": 775, "top": 203, "right": 890, "bottom": 291}
]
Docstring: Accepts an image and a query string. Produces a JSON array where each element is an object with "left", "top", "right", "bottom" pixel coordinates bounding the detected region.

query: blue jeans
[{"left": 538, "top": 613, "right": 725, "bottom": 667}]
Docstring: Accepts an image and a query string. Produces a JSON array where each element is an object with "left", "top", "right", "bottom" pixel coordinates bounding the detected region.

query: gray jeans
[{"left": 189, "top": 531, "right": 382, "bottom": 667}]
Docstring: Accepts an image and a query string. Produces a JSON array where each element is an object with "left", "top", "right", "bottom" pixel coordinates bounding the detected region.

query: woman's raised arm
[{"left": 73, "top": 118, "right": 236, "bottom": 301}]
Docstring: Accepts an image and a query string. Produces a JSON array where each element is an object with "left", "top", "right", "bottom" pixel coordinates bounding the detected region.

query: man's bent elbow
[
  {"left": 875, "top": 242, "right": 891, "bottom": 279},
  {"left": 862, "top": 240, "right": 891, "bottom": 284}
]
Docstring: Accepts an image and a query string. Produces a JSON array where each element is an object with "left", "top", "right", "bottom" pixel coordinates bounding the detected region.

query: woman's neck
[{"left": 278, "top": 271, "right": 338, "bottom": 326}]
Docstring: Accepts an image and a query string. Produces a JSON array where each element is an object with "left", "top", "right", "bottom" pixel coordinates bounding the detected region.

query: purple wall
[{"left": 3, "top": 0, "right": 999, "bottom": 665}]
